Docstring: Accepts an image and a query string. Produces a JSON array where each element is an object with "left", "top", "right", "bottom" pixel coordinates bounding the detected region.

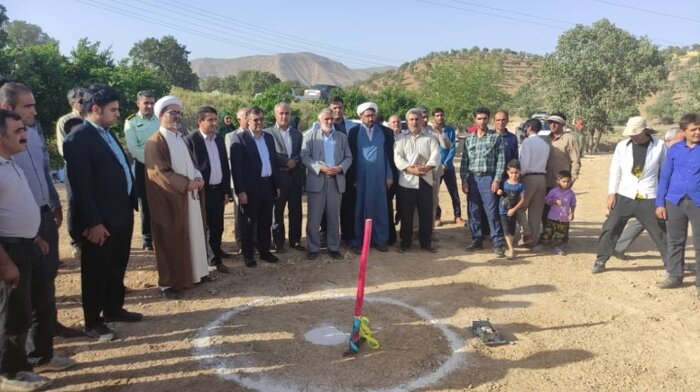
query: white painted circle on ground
[
  {"left": 192, "top": 291, "right": 466, "bottom": 392},
  {"left": 304, "top": 324, "right": 348, "bottom": 346}
]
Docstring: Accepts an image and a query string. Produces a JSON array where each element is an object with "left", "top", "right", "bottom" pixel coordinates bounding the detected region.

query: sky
[{"left": 4, "top": 0, "right": 700, "bottom": 69}]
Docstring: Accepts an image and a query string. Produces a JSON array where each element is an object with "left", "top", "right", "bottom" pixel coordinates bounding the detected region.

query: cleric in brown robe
[{"left": 145, "top": 95, "right": 210, "bottom": 299}]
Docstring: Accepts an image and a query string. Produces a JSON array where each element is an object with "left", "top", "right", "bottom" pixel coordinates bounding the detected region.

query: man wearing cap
[
  {"left": 591, "top": 116, "right": 668, "bottom": 274},
  {"left": 655, "top": 113, "right": 700, "bottom": 292},
  {"left": 124, "top": 90, "right": 159, "bottom": 251},
  {"left": 145, "top": 95, "right": 210, "bottom": 299},
  {"left": 346, "top": 102, "right": 394, "bottom": 252},
  {"left": 545, "top": 113, "right": 581, "bottom": 189}
]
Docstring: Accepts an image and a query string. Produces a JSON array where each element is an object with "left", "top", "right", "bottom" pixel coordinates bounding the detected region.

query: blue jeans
[{"left": 467, "top": 174, "right": 504, "bottom": 247}]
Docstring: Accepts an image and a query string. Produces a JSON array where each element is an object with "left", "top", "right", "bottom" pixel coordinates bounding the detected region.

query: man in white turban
[
  {"left": 145, "top": 95, "right": 210, "bottom": 299},
  {"left": 345, "top": 102, "right": 394, "bottom": 252}
]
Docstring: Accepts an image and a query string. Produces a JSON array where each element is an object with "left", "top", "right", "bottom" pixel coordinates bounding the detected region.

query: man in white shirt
[
  {"left": 519, "top": 118, "right": 550, "bottom": 248},
  {"left": 591, "top": 116, "right": 668, "bottom": 274},
  {"left": 394, "top": 108, "right": 441, "bottom": 252}
]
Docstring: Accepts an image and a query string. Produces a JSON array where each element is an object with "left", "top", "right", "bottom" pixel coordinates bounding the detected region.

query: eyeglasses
[{"left": 166, "top": 110, "right": 182, "bottom": 117}]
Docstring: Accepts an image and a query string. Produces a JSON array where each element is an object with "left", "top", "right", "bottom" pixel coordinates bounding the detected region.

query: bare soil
[{"left": 49, "top": 152, "right": 699, "bottom": 391}]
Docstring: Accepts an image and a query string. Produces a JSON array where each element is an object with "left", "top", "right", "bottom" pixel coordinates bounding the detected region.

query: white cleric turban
[
  {"left": 356, "top": 102, "right": 378, "bottom": 117},
  {"left": 154, "top": 95, "right": 183, "bottom": 117}
]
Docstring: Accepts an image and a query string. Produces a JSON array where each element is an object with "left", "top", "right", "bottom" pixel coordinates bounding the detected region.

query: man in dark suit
[
  {"left": 63, "top": 84, "right": 141, "bottom": 341},
  {"left": 186, "top": 106, "right": 232, "bottom": 273},
  {"left": 230, "top": 107, "right": 280, "bottom": 267},
  {"left": 265, "top": 102, "right": 304, "bottom": 253}
]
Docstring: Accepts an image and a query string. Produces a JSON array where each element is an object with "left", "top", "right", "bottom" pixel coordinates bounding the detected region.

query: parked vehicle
[{"left": 302, "top": 84, "right": 340, "bottom": 102}]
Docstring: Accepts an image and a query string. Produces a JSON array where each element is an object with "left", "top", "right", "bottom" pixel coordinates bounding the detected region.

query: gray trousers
[
  {"left": 665, "top": 197, "right": 700, "bottom": 282},
  {"left": 613, "top": 219, "right": 645, "bottom": 254},
  {"left": 306, "top": 178, "right": 342, "bottom": 253},
  {"left": 521, "top": 174, "right": 546, "bottom": 241},
  {"left": 595, "top": 195, "right": 667, "bottom": 265}
]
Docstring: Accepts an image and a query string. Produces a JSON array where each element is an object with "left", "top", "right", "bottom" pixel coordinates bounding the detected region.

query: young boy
[
  {"left": 540, "top": 170, "right": 576, "bottom": 255},
  {"left": 497, "top": 160, "right": 527, "bottom": 259}
]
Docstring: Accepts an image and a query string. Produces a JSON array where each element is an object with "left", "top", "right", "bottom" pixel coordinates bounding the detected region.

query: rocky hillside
[{"left": 191, "top": 52, "right": 394, "bottom": 87}]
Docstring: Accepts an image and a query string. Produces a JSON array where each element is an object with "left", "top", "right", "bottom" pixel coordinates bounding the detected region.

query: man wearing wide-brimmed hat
[{"left": 591, "top": 116, "right": 668, "bottom": 274}]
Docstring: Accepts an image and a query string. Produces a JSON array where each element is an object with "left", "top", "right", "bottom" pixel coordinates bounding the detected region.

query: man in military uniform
[{"left": 124, "top": 90, "right": 159, "bottom": 250}]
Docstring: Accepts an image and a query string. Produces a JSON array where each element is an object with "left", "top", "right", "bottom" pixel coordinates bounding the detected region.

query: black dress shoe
[
  {"left": 244, "top": 258, "right": 257, "bottom": 268},
  {"left": 142, "top": 242, "right": 154, "bottom": 251},
  {"left": 421, "top": 246, "right": 438, "bottom": 253},
  {"left": 465, "top": 241, "right": 483, "bottom": 251},
  {"left": 290, "top": 243, "right": 306, "bottom": 251},
  {"left": 260, "top": 252, "right": 279, "bottom": 263},
  {"left": 198, "top": 275, "right": 213, "bottom": 284},
  {"left": 329, "top": 251, "right": 343, "bottom": 260},
  {"left": 54, "top": 322, "right": 86, "bottom": 338},
  {"left": 307, "top": 252, "right": 319, "bottom": 260},
  {"left": 105, "top": 309, "right": 143, "bottom": 323},
  {"left": 215, "top": 263, "right": 231, "bottom": 273},
  {"left": 374, "top": 244, "right": 389, "bottom": 252},
  {"left": 162, "top": 288, "right": 182, "bottom": 300}
]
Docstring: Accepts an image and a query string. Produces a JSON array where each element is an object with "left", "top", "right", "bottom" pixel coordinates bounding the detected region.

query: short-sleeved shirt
[{"left": 499, "top": 181, "right": 525, "bottom": 215}]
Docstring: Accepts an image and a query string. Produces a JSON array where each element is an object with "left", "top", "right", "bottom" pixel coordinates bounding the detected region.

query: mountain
[{"left": 191, "top": 52, "right": 394, "bottom": 87}]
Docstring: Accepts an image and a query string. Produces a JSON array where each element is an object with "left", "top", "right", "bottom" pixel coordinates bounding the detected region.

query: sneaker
[
  {"left": 70, "top": 244, "right": 81, "bottom": 259},
  {"left": 591, "top": 262, "right": 606, "bottom": 274},
  {"left": 505, "top": 249, "right": 515, "bottom": 259},
  {"left": 494, "top": 247, "right": 506, "bottom": 258},
  {"left": 656, "top": 276, "right": 683, "bottom": 289},
  {"left": 85, "top": 323, "right": 116, "bottom": 342},
  {"left": 33, "top": 356, "right": 76, "bottom": 373},
  {"left": 553, "top": 247, "right": 567, "bottom": 256},
  {"left": 329, "top": 251, "right": 344, "bottom": 260},
  {"left": 1, "top": 371, "right": 52, "bottom": 391}
]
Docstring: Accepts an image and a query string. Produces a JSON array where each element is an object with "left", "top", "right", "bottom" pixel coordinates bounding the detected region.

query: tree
[
  {"left": 251, "top": 81, "right": 300, "bottom": 125},
  {"left": 235, "top": 70, "right": 280, "bottom": 96},
  {"left": 510, "top": 83, "right": 545, "bottom": 119},
  {"left": 220, "top": 75, "right": 239, "bottom": 94},
  {"left": 68, "top": 38, "right": 114, "bottom": 85},
  {"left": 417, "top": 58, "right": 508, "bottom": 127},
  {"left": 200, "top": 76, "right": 221, "bottom": 92},
  {"left": 331, "top": 87, "right": 367, "bottom": 116},
  {"left": 539, "top": 19, "right": 668, "bottom": 152},
  {"left": 0, "top": 5, "right": 8, "bottom": 48},
  {"left": 373, "top": 87, "right": 418, "bottom": 119},
  {"left": 3, "top": 20, "right": 58, "bottom": 47},
  {"left": 129, "top": 35, "right": 199, "bottom": 90}
]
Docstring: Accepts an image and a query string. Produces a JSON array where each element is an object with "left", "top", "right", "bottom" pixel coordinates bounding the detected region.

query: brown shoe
[
  {"left": 374, "top": 244, "right": 388, "bottom": 252},
  {"left": 215, "top": 263, "right": 231, "bottom": 274}
]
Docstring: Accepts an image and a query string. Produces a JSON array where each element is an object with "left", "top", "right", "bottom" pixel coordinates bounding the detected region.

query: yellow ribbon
[{"left": 358, "top": 316, "right": 381, "bottom": 350}]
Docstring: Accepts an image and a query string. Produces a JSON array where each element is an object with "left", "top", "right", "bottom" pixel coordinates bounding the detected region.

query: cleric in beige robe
[{"left": 145, "top": 96, "right": 210, "bottom": 298}]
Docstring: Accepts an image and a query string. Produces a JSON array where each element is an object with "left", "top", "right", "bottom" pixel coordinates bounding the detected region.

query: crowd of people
[{"left": 0, "top": 80, "right": 697, "bottom": 391}]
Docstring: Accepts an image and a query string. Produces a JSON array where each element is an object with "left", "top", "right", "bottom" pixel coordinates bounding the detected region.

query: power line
[
  {"left": 591, "top": 0, "right": 700, "bottom": 24},
  {"left": 108, "top": 0, "right": 388, "bottom": 68},
  {"left": 415, "top": 0, "right": 568, "bottom": 30},
  {"left": 167, "top": 0, "right": 399, "bottom": 65},
  {"left": 448, "top": 0, "right": 572, "bottom": 27}
]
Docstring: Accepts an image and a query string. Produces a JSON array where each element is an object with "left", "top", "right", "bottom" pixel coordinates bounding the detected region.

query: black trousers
[
  {"left": 399, "top": 181, "right": 433, "bottom": 249},
  {"left": 0, "top": 240, "right": 43, "bottom": 375},
  {"left": 80, "top": 217, "right": 133, "bottom": 329},
  {"left": 205, "top": 184, "right": 225, "bottom": 264},
  {"left": 134, "top": 161, "right": 152, "bottom": 243},
  {"left": 273, "top": 177, "right": 302, "bottom": 248},
  {"left": 25, "top": 208, "right": 58, "bottom": 366},
  {"left": 339, "top": 184, "right": 356, "bottom": 242},
  {"left": 239, "top": 180, "right": 274, "bottom": 259},
  {"left": 594, "top": 195, "right": 667, "bottom": 265},
  {"left": 436, "top": 167, "right": 462, "bottom": 219}
]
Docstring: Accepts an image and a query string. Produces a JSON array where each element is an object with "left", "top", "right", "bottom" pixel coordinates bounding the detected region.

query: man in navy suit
[
  {"left": 230, "top": 107, "right": 280, "bottom": 267},
  {"left": 186, "top": 106, "right": 232, "bottom": 273},
  {"left": 63, "top": 84, "right": 141, "bottom": 341},
  {"left": 264, "top": 102, "right": 304, "bottom": 253}
]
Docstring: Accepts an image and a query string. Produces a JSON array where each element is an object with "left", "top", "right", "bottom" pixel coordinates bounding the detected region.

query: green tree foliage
[
  {"left": 129, "top": 35, "right": 199, "bottom": 90},
  {"left": 68, "top": 38, "right": 114, "bottom": 85},
  {"left": 331, "top": 87, "right": 367, "bottom": 117},
  {"left": 509, "top": 83, "right": 545, "bottom": 119},
  {"left": 646, "top": 88, "right": 677, "bottom": 124},
  {"left": 251, "top": 81, "right": 301, "bottom": 125},
  {"left": 3, "top": 20, "right": 58, "bottom": 47},
  {"left": 373, "top": 87, "right": 418, "bottom": 120},
  {"left": 676, "top": 67, "right": 700, "bottom": 117},
  {"left": 418, "top": 59, "right": 508, "bottom": 127},
  {"left": 235, "top": 70, "right": 280, "bottom": 96},
  {"left": 200, "top": 76, "right": 221, "bottom": 92},
  {"left": 0, "top": 5, "right": 8, "bottom": 48},
  {"left": 539, "top": 19, "right": 668, "bottom": 150}
]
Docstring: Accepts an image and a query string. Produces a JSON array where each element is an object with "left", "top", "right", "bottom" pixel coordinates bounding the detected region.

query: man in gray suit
[
  {"left": 265, "top": 103, "right": 304, "bottom": 252},
  {"left": 301, "top": 108, "right": 353, "bottom": 260}
]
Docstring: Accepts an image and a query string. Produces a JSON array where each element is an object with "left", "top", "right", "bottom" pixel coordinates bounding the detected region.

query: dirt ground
[{"left": 47, "top": 152, "right": 699, "bottom": 392}]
